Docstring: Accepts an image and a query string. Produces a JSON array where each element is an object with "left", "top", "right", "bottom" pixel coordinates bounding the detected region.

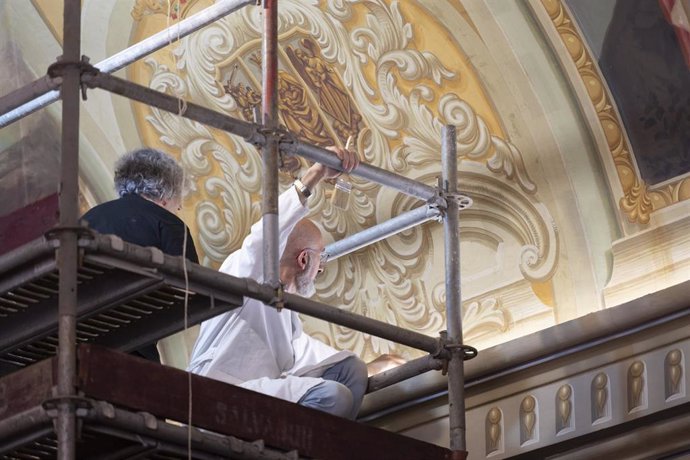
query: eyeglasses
[{"left": 303, "top": 248, "right": 329, "bottom": 273}]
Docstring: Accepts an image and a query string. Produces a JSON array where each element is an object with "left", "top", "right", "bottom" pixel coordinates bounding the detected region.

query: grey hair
[{"left": 114, "top": 148, "right": 184, "bottom": 201}]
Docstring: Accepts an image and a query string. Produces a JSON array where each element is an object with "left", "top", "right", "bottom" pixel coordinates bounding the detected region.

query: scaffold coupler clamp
[
  {"left": 246, "top": 125, "right": 296, "bottom": 168},
  {"left": 45, "top": 225, "right": 93, "bottom": 265},
  {"left": 43, "top": 394, "right": 93, "bottom": 433},
  {"left": 47, "top": 55, "right": 99, "bottom": 101},
  {"left": 434, "top": 176, "right": 473, "bottom": 217},
  {"left": 436, "top": 331, "right": 451, "bottom": 375},
  {"left": 246, "top": 277, "right": 283, "bottom": 311},
  {"left": 430, "top": 177, "right": 448, "bottom": 218},
  {"left": 427, "top": 198, "right": 445, "bottom": 223},
  {"left": 43, "top": 393, "right": 93, "bottom": 417},
  {"left": 269, "top": 282, "right": 286, "bottom": 312},
  {"left": 247, "top": 125, "right": 291, "bottom": 147},
  {"left": 438, "top": 331, "right": 479, "bottom": 375}
]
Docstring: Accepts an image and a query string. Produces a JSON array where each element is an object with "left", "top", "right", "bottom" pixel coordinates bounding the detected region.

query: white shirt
[{"left": 188, "top": 187, "right": 352, "bottom": 402}]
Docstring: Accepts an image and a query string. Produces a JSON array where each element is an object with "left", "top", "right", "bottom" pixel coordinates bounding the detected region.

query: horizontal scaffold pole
[
  {"left": 84, "top": 72, "right": 441, "bottom": 204},
  {"left": 0, "top": 76, "right": 61, "bottom": 124},
  {"left": 325, "top": 204, "right": 442, "bottom": 261},
  {"left": 283, "top": 141, "right": 439, "bottom": 203},
  {"left": 86, "top": 235, "right": 443, "bottom": 357},
  {"left": 0, "top": 0, "right": 255, "bottom": 128},
  {"left": 367, "top": 354, "right": 444, "bottom": 393},
  {"left": 283, "top": 293, "right": 441, "bottom": 355},
  {"left": 83, "top": 72, "right": 260, "bottom": 141}
]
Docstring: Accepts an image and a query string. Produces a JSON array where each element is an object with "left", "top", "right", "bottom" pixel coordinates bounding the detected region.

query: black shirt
[
  {"left": 82, "top": 193, "right": 199, "bottom": 361},
  {"left": 82, "top": 193, "right": 198, "bottom": 263}
]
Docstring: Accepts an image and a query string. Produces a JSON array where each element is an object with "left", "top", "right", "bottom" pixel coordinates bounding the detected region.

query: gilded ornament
[
  {"left": 520, "top": 395, "right": 537, "bottom": 439},
  {"left": 486, "top": 407, "right": 502, "bottom": 453},
  {"left": 619, "top": 180, "right": 653, "bottom": 225},
  {"left": 665, "top": 349, "right": 683, "bottom": 396},
  {"left": 592, "top": 372, "right": 608, "bottom": 420},
  {"left": 556, "top": 384, "right": 572, "bottom": 428},
  {"left": 628, "top": 360, "right": 645, "bottom": 410}
]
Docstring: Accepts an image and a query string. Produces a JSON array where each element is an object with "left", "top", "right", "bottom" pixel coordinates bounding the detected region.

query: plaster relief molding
[
  {"left": 555, "top": 384, "right": 573, "bottom": 434},
  {"left": 458, "top": 166, "right": 559, "bottom": 285},
  {"left": 519, "top": 395, "right": 539, "bottom": 445},
  {"left": 532, "top": 0, "right": 690, "bottom": 225},
  {"left": 406, "top": 338, "right": 690, "bottom": 458},
  {"left": 134, "top": 0, "right": 559, "bottom": 360},
  {"left": 485, "top": 407, "right": 504, "bottom": 455},
  {"left": 455, "top": 279, "right": 554, "bottom": 351},
  {"left": 603, "top": 209, "right": 690, "bottom": 307},
  {"left": 665, "top": 349, "right": 685, "bottom": 400}
]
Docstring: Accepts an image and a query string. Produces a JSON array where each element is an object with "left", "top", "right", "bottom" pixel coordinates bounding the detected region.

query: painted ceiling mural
[
  {"left": 127, "top": 0, "right": 559, "bottom": 361},
  {"left": 6, "top": 0, "right": 689, "bottom": 368}
]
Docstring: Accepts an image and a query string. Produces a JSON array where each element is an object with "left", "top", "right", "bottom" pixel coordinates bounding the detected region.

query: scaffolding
[{"left": 0, "top": 1, "right": 476, "bottom": 459}]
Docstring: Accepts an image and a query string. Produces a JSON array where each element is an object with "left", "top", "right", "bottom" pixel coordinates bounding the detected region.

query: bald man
[{"left": 188, "top": 148, "right": 368, "bottom": 420}]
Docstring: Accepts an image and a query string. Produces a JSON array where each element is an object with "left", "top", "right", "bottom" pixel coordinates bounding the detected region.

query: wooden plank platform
[{"left": 0, "top": 344, "right": 453, "bottom": 460}]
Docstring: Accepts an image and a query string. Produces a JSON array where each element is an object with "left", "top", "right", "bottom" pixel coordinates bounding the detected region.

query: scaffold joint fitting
[
  {"left": 268, "top": 283, "right": 286, "bottom": 312},
  {"left": 246, "top": 125, "right": 295, "bottom": 148},
  {"left": 47, "top": 56, "right": 98, "bottom": 101},
  {"left": 43, "top": 395, "right": 93, "bottom": 419},
  {"left": 433, "top": 177, "right": 473, "bottom": 219}
]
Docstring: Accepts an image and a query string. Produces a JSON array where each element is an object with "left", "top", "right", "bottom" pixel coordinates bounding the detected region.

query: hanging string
[{"left": 165, "top": 2, "right": 193, "bottom": 459}]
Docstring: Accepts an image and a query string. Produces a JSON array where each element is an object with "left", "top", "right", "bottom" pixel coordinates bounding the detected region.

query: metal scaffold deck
[{"left": 0, "top": 1, "right": 476, "bottom": 459}]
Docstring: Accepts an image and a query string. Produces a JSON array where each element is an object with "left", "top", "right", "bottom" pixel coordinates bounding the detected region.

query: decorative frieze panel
[{"left": 397, "top": 337, "right": 690, "bottom": 458}]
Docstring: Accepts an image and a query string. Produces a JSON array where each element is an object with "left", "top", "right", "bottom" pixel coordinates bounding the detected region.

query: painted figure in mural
[
  {"left": 287, "top": 38, "right": 363, "bottom": 141},
  {"left": 277, "top": 69, "right": 334, "bottom": 145},
  {"left": 599, "top": 0, "right": 690, "bottom": 185},
  {"left": 82, "top": 147, "right": 198, "bottom": 362},
  {"left": 188, "top": 146, "right": 369, "bottom": 420}
]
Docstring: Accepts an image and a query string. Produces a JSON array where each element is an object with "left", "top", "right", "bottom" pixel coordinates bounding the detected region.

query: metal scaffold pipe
[
  {"left": 442, "top": 125, "right": 468, "bottom": 459},
  {"left": 367, "top": 355, "right": 444, "bottom": 393},
  {"left": 261, "top": 0, "right": 280, "bottom": 288},
  {"left": 0, "top": 0, "right": 255, "bottom": 128},
  {"left": 56, "top": 0, "right": 82, "bottom": 457},
  {"left": 325, "top": 205, "right": 442, "bottom": 261},
  {"left": 283, "top": 293, "right": 441, "bottom": 356},
  {"left": 83, "top": 72, "right": 259, "bottom": 139},
  {"left": 0, "top": 76, "right": 61, "bottom": 122},
  {"left": 82, "top": 73, "right": 441, "bottom": 207},
  {"left": 86, "top": 235, "right": 442, "bottom": 356},
  {"left": 284, "top": 140, "right": 440, "bottom": 203}
]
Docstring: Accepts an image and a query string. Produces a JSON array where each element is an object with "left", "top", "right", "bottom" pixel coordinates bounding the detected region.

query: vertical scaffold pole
[
  {"left": 262, "top": 0, "right": 280, "bottom": 287},
  {"left": 57, "top": 0, "right": 81, "bottom": 458},
  {"left": 442, "top": 125, "right": 468, "bottom": 459}
]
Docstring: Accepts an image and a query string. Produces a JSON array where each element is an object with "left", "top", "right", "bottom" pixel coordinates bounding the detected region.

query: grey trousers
[{"left": 297, "top": 356, "right": 368, "bottom": 420}]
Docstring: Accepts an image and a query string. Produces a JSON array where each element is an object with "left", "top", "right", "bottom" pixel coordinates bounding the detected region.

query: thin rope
[{"left": 165, "top": 2, "right": 193, "bottom": 459}]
